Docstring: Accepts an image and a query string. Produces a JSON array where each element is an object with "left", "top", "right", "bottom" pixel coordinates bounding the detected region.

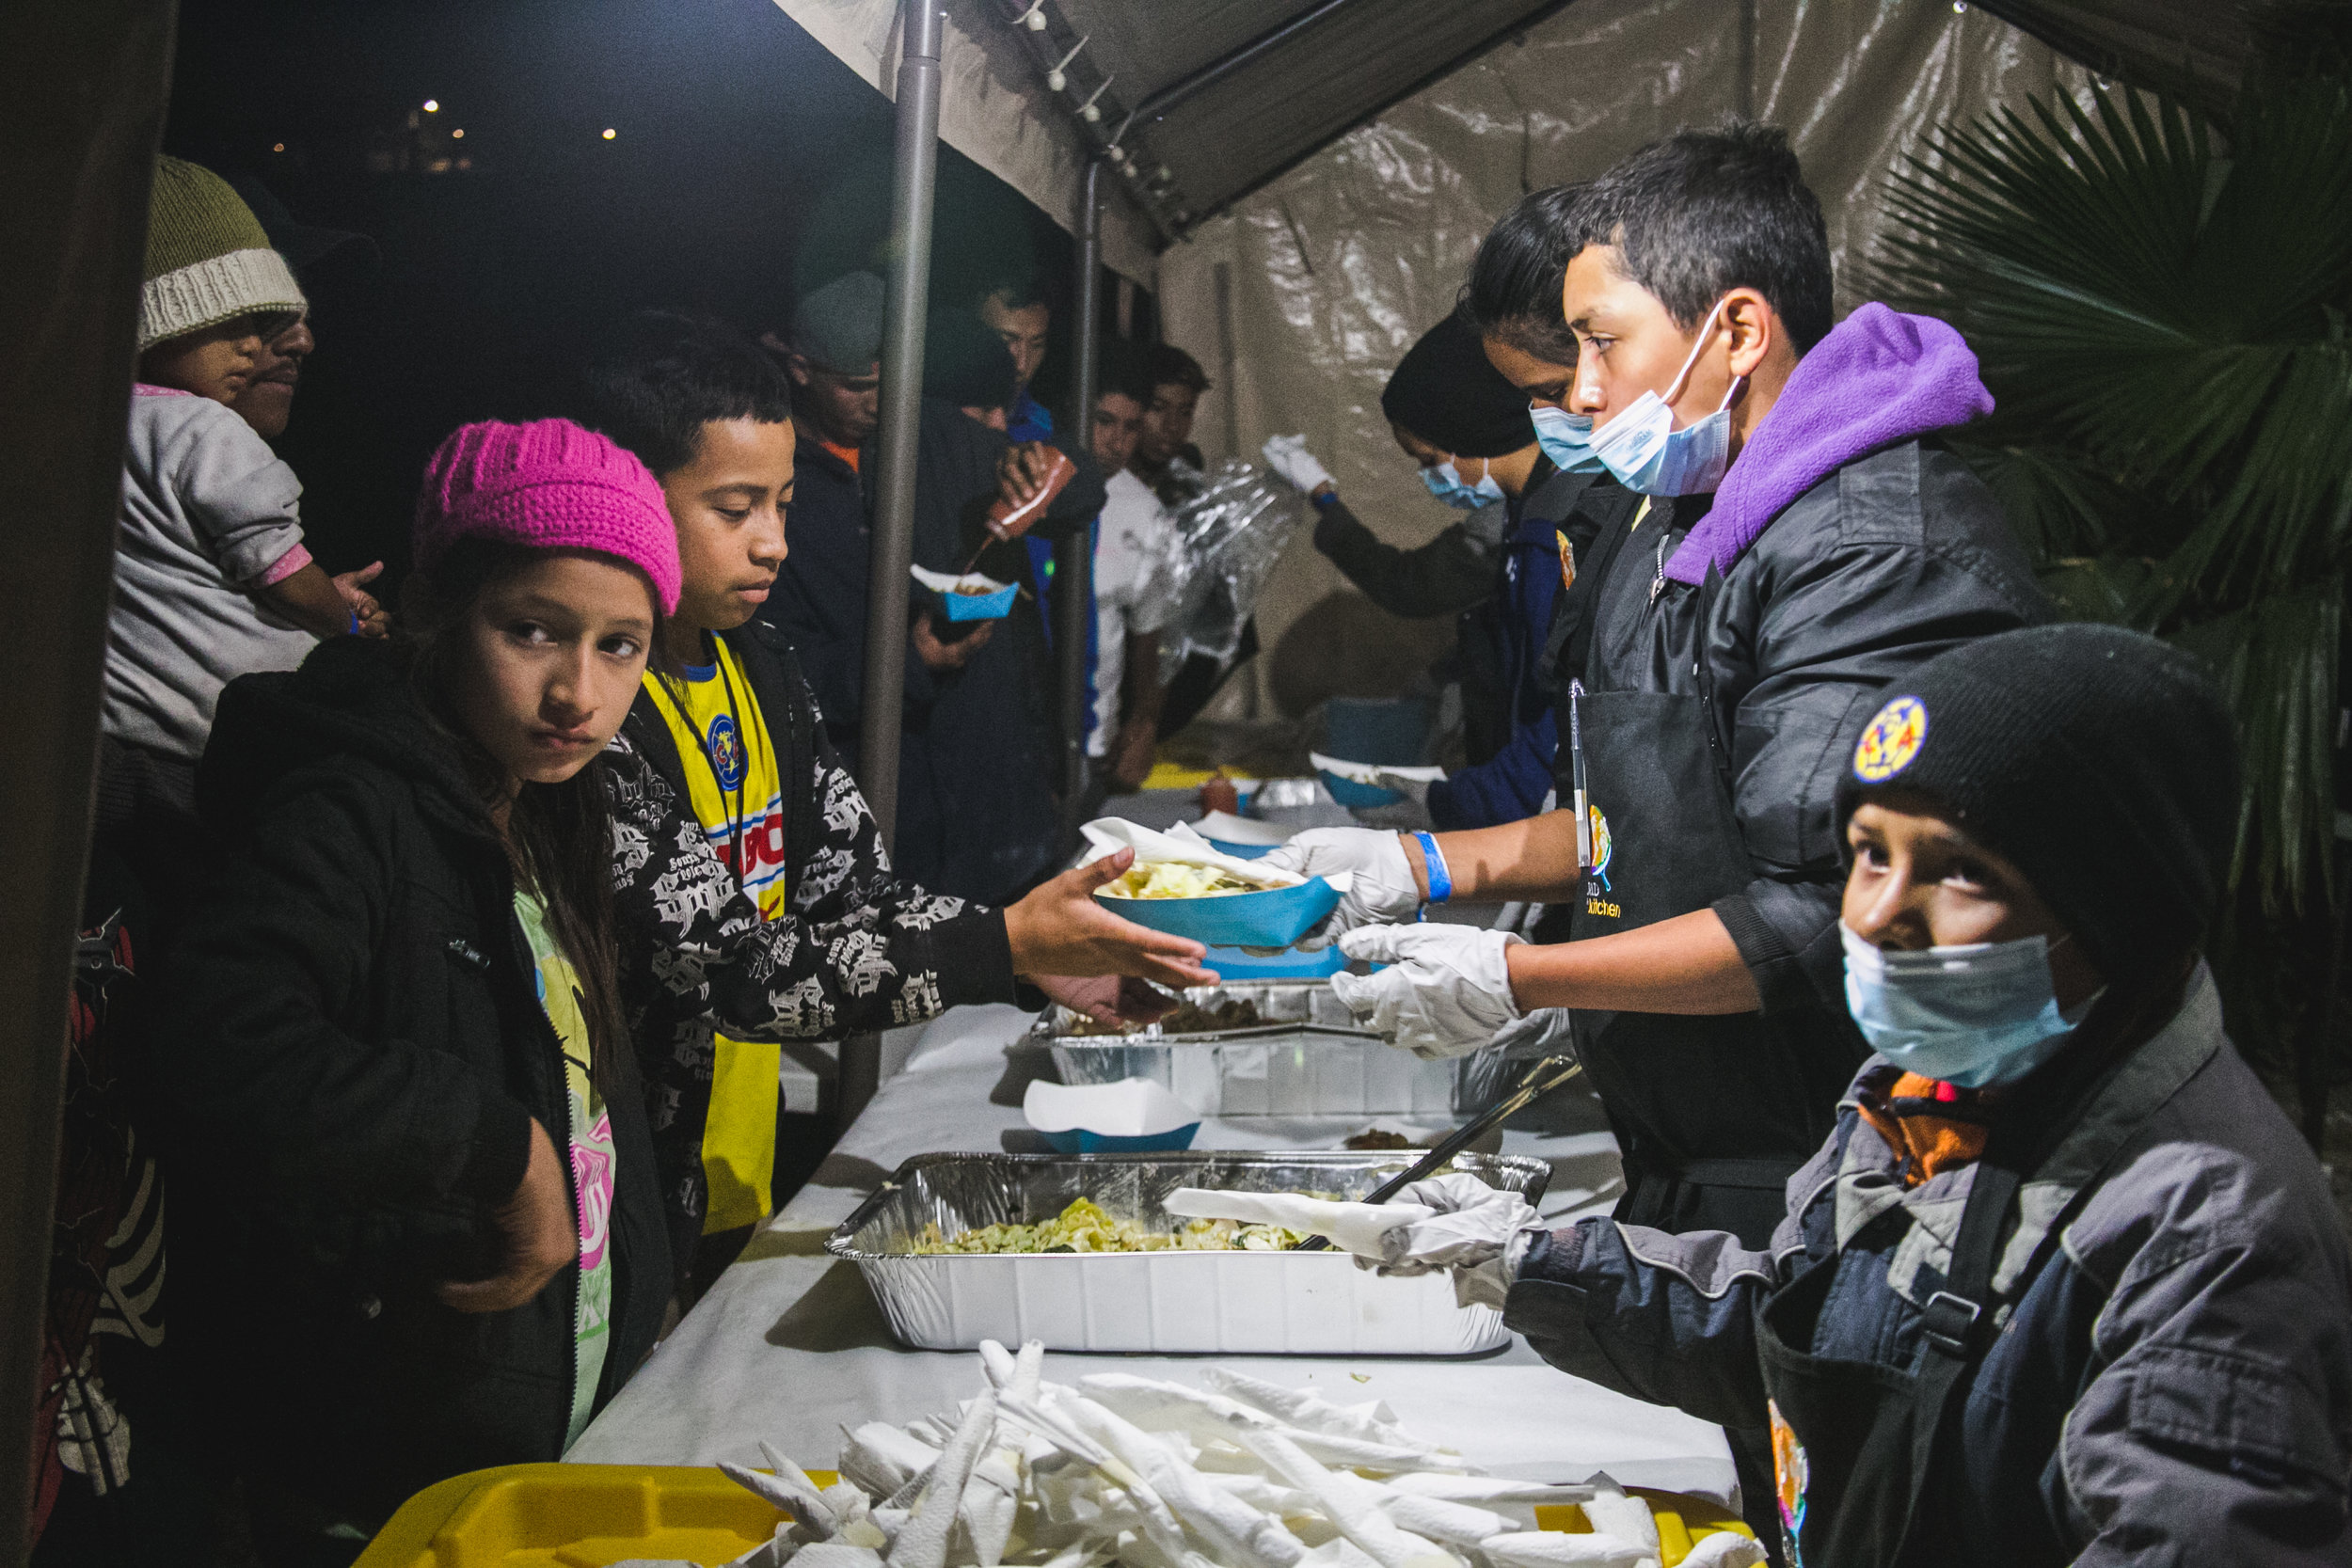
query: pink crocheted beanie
[{"left": 414, "top": 418, "right": 681, "bottom": 612}]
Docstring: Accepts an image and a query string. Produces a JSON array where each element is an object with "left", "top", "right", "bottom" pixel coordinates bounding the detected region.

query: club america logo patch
[
  {"left": 1851, "top": 696, "right": 1928, "bottom": 784},
  {"left": 706, "top": 712, "right": 747, "bottom": 791}
]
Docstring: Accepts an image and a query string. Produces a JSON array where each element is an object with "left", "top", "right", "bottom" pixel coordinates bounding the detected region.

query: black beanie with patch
[
  {"left": 1379, "top": 310, "right": 1534, "bottom": 459},
  {"left": 1835, "top": 623, "right": 2239, "bottom": 990}
]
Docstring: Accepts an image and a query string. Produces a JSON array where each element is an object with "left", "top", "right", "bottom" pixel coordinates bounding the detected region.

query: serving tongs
[{"left": 1290, "top": 1053, "right": 1584, "bottom": 1251}]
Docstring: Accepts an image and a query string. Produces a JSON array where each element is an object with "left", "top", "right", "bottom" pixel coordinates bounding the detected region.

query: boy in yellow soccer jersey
[{"left": 584, "top": 311, "right": 1184, "bottom": 1291}]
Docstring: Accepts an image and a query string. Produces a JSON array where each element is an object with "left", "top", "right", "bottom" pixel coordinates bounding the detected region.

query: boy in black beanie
[{"left": 1371, "top": 623, "right": 2352, "bottom": 1565}]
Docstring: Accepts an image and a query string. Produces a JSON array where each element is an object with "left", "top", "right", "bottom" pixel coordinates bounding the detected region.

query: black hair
[
  {"left": 1571, "top": 120, "right": 1834, "bottom": 353},
  {"left": 396, "top": 538, "right": 667, "bottom": 1101},
  {"left": 922, "top": 307, "right": 1020, "bottom": 411},
  {"left": 1142, "top": 341, "right": 1211, "bottom": 397},
  {"left": 975, "top": 269, "right": 1048, "bottom": 313},
  {"left": 1459, "top": 184, "right": 1585, "bottom": 366},
  {"left": 580, "top": 309, "right": 794, "bottom": 479},
  {"left": 1094, "top": 339, "right": 1157, "bottom": 406}
]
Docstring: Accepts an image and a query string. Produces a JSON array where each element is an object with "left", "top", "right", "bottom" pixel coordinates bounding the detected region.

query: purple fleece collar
[{"left": 1663, "top": 303, "right": 1992, "bottom": 586}]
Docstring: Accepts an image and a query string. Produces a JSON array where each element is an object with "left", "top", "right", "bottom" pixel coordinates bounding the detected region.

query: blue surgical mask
[
  {"left": 1529, "top": 404, "right": 1606, "bottom": 475},
  {"left": 1586, "top": 297, "right": 1743, "bottom": 497},
  {"left": 1840, "top": 923, "right": 2100, "bottom": 1089},
  {"left": 1421, "top": 457, "right": 1504, "bottom": 510}
]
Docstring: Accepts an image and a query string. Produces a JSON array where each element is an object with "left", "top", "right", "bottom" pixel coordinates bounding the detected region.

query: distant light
[
  {"left": 452, "top": 128, "right": 465, "bottom": 138},
  {"left": 601, "top": 127, "right": 617, "bottom": 139},
  {"left": 1952, "top": 1, "right": 1965, "bottom": 8},
  {"left": 423, "top": 99, "right": 440, "bottom": 112},
  {"left": 272, "top": 142, "right": 286, "bottom": 152}
]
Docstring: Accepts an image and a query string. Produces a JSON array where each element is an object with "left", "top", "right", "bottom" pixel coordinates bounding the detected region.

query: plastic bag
[{"left": 1160, "top": 458, "right": 1306, "bottom": 669}]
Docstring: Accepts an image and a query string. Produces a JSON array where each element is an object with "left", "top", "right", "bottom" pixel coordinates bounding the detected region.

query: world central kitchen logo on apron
[{"left": 1583, "top": 803, "right": 1619, "bottom": 919}]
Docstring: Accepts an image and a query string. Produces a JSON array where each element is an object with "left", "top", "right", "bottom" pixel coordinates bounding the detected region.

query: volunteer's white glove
[
  {"left": 1351, "top": 771, "right": 1435, "bottom": 832},
  {"left": 1260, "top": 434, "right": 1334, "bottom": 495},
  {"left": 1260, "top": 827, "right": 1423, "bottom": 947},
  {"left": 1330, "top": 924, "right": 1524, "bottom": 1059},
  {"left": 1357, "top": 1172, "right": 1546, "bottom": 1310}
]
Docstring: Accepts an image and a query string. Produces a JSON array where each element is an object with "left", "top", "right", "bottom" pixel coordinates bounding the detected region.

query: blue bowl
[
  {"left": 1095, "top": 874, "right": 1340, "bottom": 948},
  {"left": 1319, "top": 768, "right": 1404, "bottom": 810},
  {"left": 1041, "top": 1123, "right": 1200, "bottom": 1154},
  {"left": 938, "top": 580, "right": 1018, "bottom": 622},
  {"left": 1201, "top": 942, "right": 1345, "bottom": 979},
  {"left": 1205, "top": 837, "right": 1275, "bottom": 860}
]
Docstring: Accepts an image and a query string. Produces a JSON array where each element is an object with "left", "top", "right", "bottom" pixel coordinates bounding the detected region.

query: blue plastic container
[
  {"left": 937, "top": 579, "right": 1018, "bottom": 622},
  {"left": 1095, "top": 874, "right": 1339, "bottom": 948},
  {"left": 1039, "top": 1123, "right": 1201, "bottom": 1154}
]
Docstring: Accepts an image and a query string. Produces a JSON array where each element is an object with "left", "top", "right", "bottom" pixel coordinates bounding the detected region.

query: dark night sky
[{"left": 163, "top": 0, "right": 1089, "bottom": 585}]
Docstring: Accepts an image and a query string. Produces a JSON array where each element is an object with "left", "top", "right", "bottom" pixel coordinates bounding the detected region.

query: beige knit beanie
[{"left": 138, "top": 156, "right": 308, "bottom": 352}]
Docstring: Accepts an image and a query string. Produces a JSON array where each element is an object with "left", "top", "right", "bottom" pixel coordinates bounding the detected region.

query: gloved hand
[
  {"left": 1261, "top": 434, "right": 1334, "bottom": 496},
  {"left": 1260, "top": 828, "right": 1423, "bottom": 947},
  {"left": 1330, "top": 924, "right": 1524, "bottom": 1059},
  {"left": 1356, "top": 1172, "right": 1546, "bottom": 1310},
  {"left": 1351, "top": 771, "right": 1434, "bottom": 832}
]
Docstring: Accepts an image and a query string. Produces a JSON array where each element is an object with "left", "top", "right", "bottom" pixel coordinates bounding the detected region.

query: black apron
[
  {"left": 1548, "top": 501, "right": 1846, "bottom": 1247},
  {"left": 1755, "top": 1044, "right": 2122, "bottom": 1568}
]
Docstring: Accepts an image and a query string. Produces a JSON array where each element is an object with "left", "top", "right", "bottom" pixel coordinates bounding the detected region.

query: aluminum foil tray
[
  {"left": 1036, "top": 981, "right": 1464, "bottom": 1117},
  {"left": 829, "top": 1150, "right": 1549, "bottom": 1354}
]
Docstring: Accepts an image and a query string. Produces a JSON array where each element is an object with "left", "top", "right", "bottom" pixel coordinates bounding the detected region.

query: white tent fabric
[
  {"left": 774, "top": 0, "right": 1159, "bottom": 283},
  {"left": 1154, "top": 0, "right": 2096, "bottom": 718}
]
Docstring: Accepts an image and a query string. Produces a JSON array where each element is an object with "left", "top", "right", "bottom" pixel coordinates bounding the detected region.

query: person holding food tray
[
  {"left": 583, "top": 313, "right": 1189, "bottom": 1290},
  {"left": 1268, "top": 127, "right": 2047, "bottom": 1255}
]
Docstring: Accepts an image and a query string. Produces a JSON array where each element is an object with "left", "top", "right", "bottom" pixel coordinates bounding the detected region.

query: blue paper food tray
[
  {"left": 1205, "top": 838, "right": 1276, "bottom": 860},
  {"left": 1039, "top": 1124, "right": 1201, "bottom": 1154},
  {"left": 1201, "top": 943, "right": 1345, "bottom": 979},
  {"left": 1095, "top": 875, "right": 1339, "bottom": 948},
  {"left": 938, "top": 579, "right": 1018, "bottom": 621},
  {"left": 1318, "top": 768, "right": 1403, "bottom": 810}
]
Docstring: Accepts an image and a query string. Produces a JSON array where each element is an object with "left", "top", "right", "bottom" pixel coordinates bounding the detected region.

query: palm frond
[{"left": 1881, "top": 73, "right": 2352, "bottom": 909}]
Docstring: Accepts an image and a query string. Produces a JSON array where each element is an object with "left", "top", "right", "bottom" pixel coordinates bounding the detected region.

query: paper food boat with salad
[{"left": 1083, "top": 818, "right": 1341, "bottom": 948}]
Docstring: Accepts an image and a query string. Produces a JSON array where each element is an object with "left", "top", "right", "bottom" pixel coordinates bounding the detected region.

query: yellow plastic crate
[{"left": 355, "top": 1464, "right": 1755, "bottom": 1567}]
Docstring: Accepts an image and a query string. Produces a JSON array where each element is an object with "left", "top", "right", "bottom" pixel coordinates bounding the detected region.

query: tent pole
[
  {"left": 1132, "top": 0, "right": 1365, "bottom": 124},
  {"left": 843, "top": 0, "right": 942, "bottom": 1130},
  {"left": 1056, "top": 155, "right": 1104, "bottom": 849},
  {"left": 0, "top": 3, "right": 177, "bottom": 1560}
]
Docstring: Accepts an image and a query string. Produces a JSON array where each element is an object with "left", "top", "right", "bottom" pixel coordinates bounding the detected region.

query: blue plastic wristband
[
  {"left": 1310, "top": 487, "right": 1342, "bottom": 510},
  {"left": 348, "top": 610, "right": 362, "bottom": 636},
  {"left": 1413, "top": 831, "right": 1452, "bottom": 904}
]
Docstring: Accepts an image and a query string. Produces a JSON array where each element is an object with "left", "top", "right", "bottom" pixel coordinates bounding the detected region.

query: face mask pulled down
[
  {"left": 1420, "top": 458, "right": 1505, "bottom": 510},
  {"left": 1586, "top": 296, "right": 1743, "bottom": 497},
  {"left": 1840, "top": 923, "right": 2097, "bottom": 1089}
]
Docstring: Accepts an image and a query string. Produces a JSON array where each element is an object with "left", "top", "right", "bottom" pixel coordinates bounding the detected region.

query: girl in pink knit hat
[{"left": 159, "top": 416, "right": 1214, "bottom": 1549}]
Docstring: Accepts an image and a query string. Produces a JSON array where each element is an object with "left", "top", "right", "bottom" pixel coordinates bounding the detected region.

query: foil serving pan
[
  {"left": 1035, "top": 981, "right": 1468, "bottom": 1117},
  {"left": 829, "top": 1150, "right": 1549, "bottom": 1354}
]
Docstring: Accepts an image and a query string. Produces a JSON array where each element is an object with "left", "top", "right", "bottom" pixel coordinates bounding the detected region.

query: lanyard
[{"left": 656, "top": 645, "right": 753, "bottom": 892}]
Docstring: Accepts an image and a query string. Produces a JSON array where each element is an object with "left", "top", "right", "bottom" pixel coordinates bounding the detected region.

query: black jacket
[
  {"left": 1508, "top": 970, "right": 2352, "bottom": 1566},
  {"left": 616, "top": 619, "right": 1018, "bottom": 1262},
  {"left": 1557, "top": 440, "right": 2049, "bottom": 1242},
  {"left": 763, "top": 397, "right": 1105, "bottom": 903},
  {"left": 165, "top": 637, "right": 671, "bottom": 1519}
]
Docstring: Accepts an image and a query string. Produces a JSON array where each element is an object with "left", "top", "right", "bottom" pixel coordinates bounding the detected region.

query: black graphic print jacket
[{"left": 607, "top": 619, "right": 1018, "bottom": 1265}]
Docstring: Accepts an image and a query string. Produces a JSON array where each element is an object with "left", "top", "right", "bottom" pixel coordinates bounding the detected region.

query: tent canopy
[{"left": 779, "top": 0, "right": 2260, "bottom": 274}]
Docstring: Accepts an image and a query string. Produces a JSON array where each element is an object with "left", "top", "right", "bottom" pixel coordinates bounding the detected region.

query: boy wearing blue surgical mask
[
  {"left": 1263, "top": 311, "right": 1637, "bottom": 832},
  {"left": 1357, "top": 624, "right": 2352, "bottom": 1566},
  {"left": 1272, "top": 124, "right": 2048, "bottom": 1246}
]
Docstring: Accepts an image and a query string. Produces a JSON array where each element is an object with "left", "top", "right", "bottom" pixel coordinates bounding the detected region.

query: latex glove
[
  {"left": 1260, "top": 434, "right": 1334, "bottom": 496},
  {"left": 1259, "top": 828, "right": 1422, "bottom": 948},
  {"left": 1358, "top": 1172, "right": 1545, "bottom": 1310},
  {"left": 1330, "top": 925, "right": 1524, "bottom": 1059},
  {"left": 1351, "top": 772, "right": 1434, "bottom": 832}
]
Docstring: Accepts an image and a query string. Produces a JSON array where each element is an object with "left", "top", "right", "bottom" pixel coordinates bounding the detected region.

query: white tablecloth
[{"left": 570, "top": 1005, "right": 1735, "bottom": 1504}]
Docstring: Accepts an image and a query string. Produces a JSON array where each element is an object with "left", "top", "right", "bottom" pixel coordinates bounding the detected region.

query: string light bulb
[
  {"left": 602, "top": 127, "right": 617, "bottom": 139},
  {"left": 422, "top": 99, "right": 439, "bottom": 112}
]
